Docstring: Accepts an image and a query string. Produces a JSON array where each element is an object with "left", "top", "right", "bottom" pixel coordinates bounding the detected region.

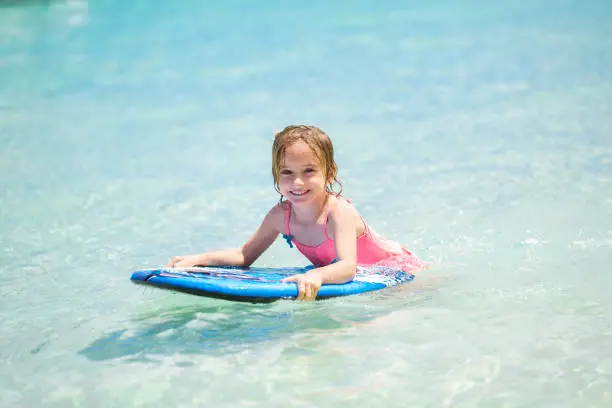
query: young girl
[{"left": 167, "top": 125, "right": 425, "bottom": 301}]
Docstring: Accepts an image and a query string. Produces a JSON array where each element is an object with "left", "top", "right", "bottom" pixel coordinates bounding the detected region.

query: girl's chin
[{"left": 288, "top": 196, "right": 310, "bottom": 204}]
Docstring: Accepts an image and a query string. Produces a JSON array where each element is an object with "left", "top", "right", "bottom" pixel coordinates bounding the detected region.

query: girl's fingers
[
  {"left": 280, "top": 276, "right": 317, "bottom": 301},
  {"left": 305, "top": 285, "right": 313, "bottom": 301},
  {"left": 280, "top": 275, "right": 304, "bottom": 300},
  {"left": 311, "top": 286, "right": 318, "bottom": 301},
  {"left": 166, "top": 256, "right": 181, "bottom": 268}
]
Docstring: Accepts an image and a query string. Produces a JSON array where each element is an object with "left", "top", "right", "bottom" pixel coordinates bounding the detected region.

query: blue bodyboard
[{"left": 130, "top": 266, "right": 414, "bottom": 303}]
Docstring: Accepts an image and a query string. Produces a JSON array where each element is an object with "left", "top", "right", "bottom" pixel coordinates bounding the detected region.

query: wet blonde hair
[{"left": 272, "top": 125, "right": 343, "bottom": 198}]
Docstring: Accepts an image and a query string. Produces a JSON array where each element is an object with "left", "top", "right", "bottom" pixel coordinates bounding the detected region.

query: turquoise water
[{"left": 2, "top": 0, "right": 612, "bottom": 406}]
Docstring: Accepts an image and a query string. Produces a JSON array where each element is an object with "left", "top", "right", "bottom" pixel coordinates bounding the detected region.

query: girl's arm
[
  {"left": 282, "top": 200, "right": 359, "bottom": 300},
  {"left": 167, "top": 204, "right": 283, "bottom": 268}
]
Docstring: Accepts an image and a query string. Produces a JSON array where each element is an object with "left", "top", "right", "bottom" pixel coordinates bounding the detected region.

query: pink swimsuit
[{"left": 282, "top": 197, "right": 425, "bottom": 272}]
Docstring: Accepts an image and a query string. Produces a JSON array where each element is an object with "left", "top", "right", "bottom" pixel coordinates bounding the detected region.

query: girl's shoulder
[
  {"left": 268, "top": 200, "right": 289, "bottom": 211},
  {"left": 328, "top": 196, "right": 362, "bottom": 221},
  {"left": 263, "top": 200, "right": 288, "bottom": 232},
  {"left": 326, "top": 196, "right": 367, "bottom": 238}
]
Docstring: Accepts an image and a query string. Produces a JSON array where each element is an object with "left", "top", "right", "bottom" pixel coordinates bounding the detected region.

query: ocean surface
[{"left": 1, "top": 0, "right": 611, "bottom": 407}]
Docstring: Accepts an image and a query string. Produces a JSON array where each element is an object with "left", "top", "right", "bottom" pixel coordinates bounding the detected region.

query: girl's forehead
[{"left": 282, "top": 141, "right": 320, "bottom": 163}]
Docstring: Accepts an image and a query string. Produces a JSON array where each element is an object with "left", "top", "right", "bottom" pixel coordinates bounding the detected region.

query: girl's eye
[
  {"left": 280, "top": 169, "right": 292, "bottom": 175},
  {"left": 304, "top": 168, "right": 315, "bottom": 173}
]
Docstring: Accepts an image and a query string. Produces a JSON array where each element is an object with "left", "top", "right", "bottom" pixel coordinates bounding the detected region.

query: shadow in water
[
  {"left": 79, "top": 275, "right": 442, "bottom": 363},
  {"left": 78, "top": 299, "right": 369, "bottom": 363}
]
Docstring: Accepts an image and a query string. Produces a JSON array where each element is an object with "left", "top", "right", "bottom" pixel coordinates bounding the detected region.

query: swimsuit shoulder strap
[
  {"left": 281, "top": 201, "right": 295, "bottom": 249},
  {"left": 283, "top": 201, "right": 292, "bottom": 235}
]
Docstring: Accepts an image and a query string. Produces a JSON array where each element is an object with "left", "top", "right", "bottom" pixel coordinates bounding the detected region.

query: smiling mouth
[{"left": 289, "top": 190, "right": 310, "bottom": 197}]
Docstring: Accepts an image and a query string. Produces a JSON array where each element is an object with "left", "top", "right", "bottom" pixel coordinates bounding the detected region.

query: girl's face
[{"left": 278, "top": 141, "right": 327, "bottom": 205}]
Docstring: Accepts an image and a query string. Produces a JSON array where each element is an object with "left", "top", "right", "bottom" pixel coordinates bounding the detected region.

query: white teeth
[{"left": 290, "top": 190, "right": 309, "bottom": 196}]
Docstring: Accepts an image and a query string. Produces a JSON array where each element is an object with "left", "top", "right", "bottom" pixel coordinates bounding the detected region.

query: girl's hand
[
  {"left": 165, "top": 254, "right": 204, "bottom": 268},
  {"left": 282, "top": 271, "right": 323, "bottom": 301}
]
